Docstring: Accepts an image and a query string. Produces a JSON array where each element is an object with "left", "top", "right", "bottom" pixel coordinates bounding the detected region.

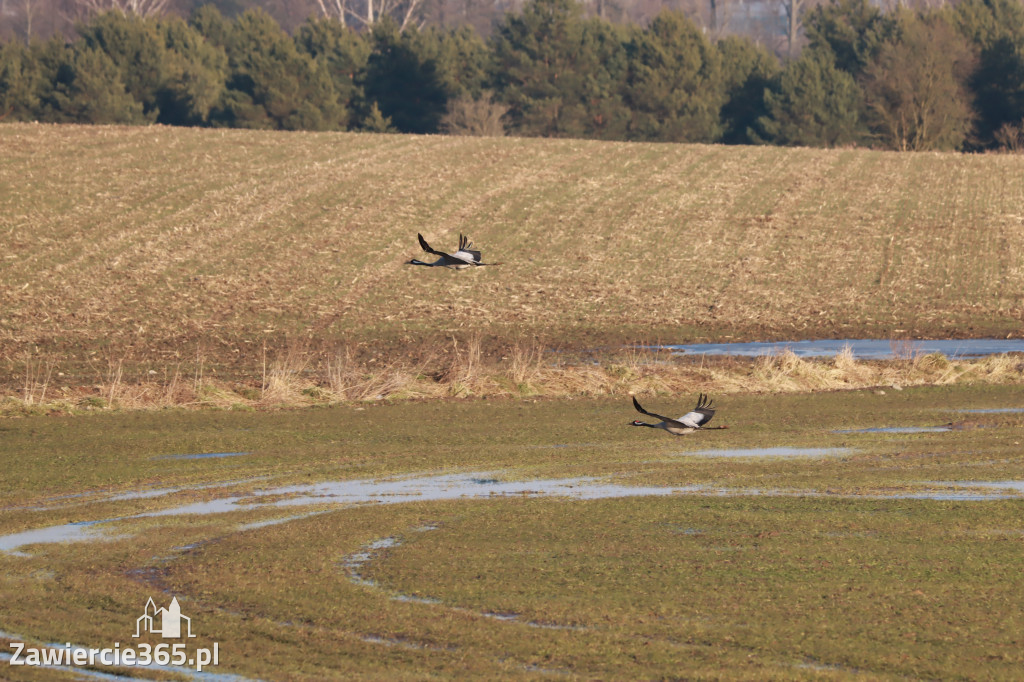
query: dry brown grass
[
  {"left": 5, "top": 342, "right": 1023, "bottom": 415},
  {"left": 2, "top": 124, "right": 1024, "bottom": 409}
]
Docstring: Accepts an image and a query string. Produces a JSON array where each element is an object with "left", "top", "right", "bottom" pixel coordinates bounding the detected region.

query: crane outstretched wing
[
  {"left": 678, "top": 393, "right": 715, "bottom": 427},
  {"left": 453, "top": 234, "right": 482, "bottom": 264},
  {"left": 417, "top": 233, "right": 447, "bottom": 258},
  {"left": 632, "top": 396, "right": 688, "bottom": 428},
  {"left": 634, "top": 394, "right": 716, "bottom": 429}
]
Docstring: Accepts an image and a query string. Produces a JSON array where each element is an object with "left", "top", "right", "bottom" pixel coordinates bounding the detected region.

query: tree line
[{"left": 1, "top": 0, "right": 1023, "bottom": 151}]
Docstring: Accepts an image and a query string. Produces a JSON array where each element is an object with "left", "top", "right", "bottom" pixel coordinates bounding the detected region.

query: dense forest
[{"left": 1, "top": 0, "right": 1023, "bottom": 150}]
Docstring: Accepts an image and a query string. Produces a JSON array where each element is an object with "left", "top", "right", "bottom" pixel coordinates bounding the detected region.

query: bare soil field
[{"left": 2, "top": 124, "right": 1023, "bottom": 407}]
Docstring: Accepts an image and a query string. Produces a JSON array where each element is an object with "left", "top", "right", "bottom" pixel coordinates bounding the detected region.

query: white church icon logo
[{"left": 134, "top": 597, "right": 196, "bottom": 639}]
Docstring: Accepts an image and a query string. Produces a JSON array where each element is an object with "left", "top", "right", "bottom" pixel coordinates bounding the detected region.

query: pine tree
[
  {"left": 37, "top": 42, "right": 147, "bottom": 124},
  {"left": 718, "top": 35, "right": 780, "bottom": 145},
  {"left": 213, "top": 9, "right": 344, "bottom": 131},
  {"left": 491, "top": 0, "right": 583, "bottom": 136},
  {"left": 360, "top": 100, "right": 395, "bottom": 132},
  {"left": 950, "top": 0, "right": 1024, "bottom": 148},
  {"left": 491, "top": 0, "right": 629, "bottom": 139},
  {"left": 154, "top": 16, "right": 228, "bottom": 126},
  {"left": 361, "top": 18, "right": 448, "bottom": 134},
  {"left": 804, "top": 0, "right": 896, "bottom": 78},
  {"left": 294, "top": 17, "right": 370, "bottom": 130},
  {"left": 624, "top": 11, "right": 725, "bottom": 143},
  {"left": 189, "top": 5, "right": 231, "bottom": 49},
  {"left": 431, "top": 24, "right": 490, "bottom": 101},
  {"left": 757, "top": 47, "right": 865, "bottom": 147},
  {"left": 76, "top": 11, "right": 166, "bottom": 121},
  {"left": 0, "top": 41, "right": 42, "bottom": 121},
  {"left": 575, "top": 18, "right": 630, "bottom": 140}
]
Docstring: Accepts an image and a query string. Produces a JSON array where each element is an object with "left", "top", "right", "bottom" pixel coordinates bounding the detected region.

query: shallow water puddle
[
  {"left": 360, "top": 634, "right": 455, "bottom": 652},
  {"left": 143, "top": 474, "right": 688, "bottom": 517},
  {"left": 1, "top": 474, "right": 686, "bottom": 555},
  {"left": 659, "top": 338, "right": 1024, "bottom": 359},
  {"left": 0, "top": 520, "right": 125, "bottom": 556},
  {"left": 236, "top": 512, "right": 323, "bottom": 532},
  {"left": 7, "top": 478, "right": 271, "bottom": 513},
  {"left": 885, "top": 481, "right": 1024, "bottom": 501},
  {"left": 936, "top": 480, "right": 1024, "bottom": 494},
  {"left": 5, "top": 473, "right": 1024, "bottom": 555},
  {"left": 956, "top": 407, "right": 1024, "bottom": 414}
]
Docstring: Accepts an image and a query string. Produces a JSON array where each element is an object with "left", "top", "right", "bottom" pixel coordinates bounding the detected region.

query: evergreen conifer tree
[
  {"left": 37, "top": 42, "right": 146, "bottom": 124},
  {"left": 153, "top": 16, "right": 228, "bottom": 126},
  {"left": 295, "top": 17, "right": 370, "bottom": 130},
  {"left": 624, "top": 11, "right": 725, "bottom": 142},
  {"left": 951, "top": 0, "right": 1024, "bottom": 148},
  {"left": 0, "top": 41, "right": 42, "bottom": 121},
  {"left": 361, "top": 18, "right": 449, "bottom": 133},
  {"left": 718, "top": 35, "right": 779, "bottom": 145},
  {"left": 804, "top": 0, "right": 896, "bottom": 77},
  {"left": 213, "top": 9, "right": 343, "bottom": 130},
  {"left": 757, "top": 46, "right": 865, "bottom": 147},
  {"left": 491, "top": 0, "right": 629, "bottom": 138}
]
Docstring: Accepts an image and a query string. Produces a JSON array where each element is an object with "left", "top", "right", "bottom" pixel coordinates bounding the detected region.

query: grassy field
[
  {"left": 2, "top": 125, "right": 1023, "bottom": 679},
  {"left": 2, "top": 124, "right": 1024, "bottom": 408},
  {"left": 1, "top": 386, "right": 1023, "bottom": 680}
]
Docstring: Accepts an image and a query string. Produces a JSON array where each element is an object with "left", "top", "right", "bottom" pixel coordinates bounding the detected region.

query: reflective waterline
[
  {"left": 658, "top": 338, "right": 1024, "bottom": 360},
  {"left": 0, "top": 520, "right": 124, "bottom": 556},
  {"left": 5, "top": 473, "right": 1024, "bottom": 555},
  {"left": 956, "top": 407, "right": 1024, "bottom": 414}
]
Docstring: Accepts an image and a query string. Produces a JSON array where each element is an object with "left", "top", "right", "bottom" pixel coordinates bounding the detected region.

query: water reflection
[
  {"left": 5, "top": 473, "right": 1024, "bottom": 555},
  {"left": 957, "top": 408, "right": 1024, "bottom": 414},
  {"left": 659, "top": 338, "right": 1024, "bottom": 360}
]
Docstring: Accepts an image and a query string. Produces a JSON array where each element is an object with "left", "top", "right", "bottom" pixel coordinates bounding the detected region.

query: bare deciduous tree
[
  {"left": 72, "top": 0, "right": 169, "bottom": 17},
  {"left": 18, "top": 0, "right": 40, "bottom": 41},
  {"left": 314, "top": 0, "right": 425, "bottom": 30},
  {"left": 314, "top": 0, "right": 348, "bottom": 26},
  {"left": 441, "top": 90, "right": 508, "bottom": 135},
  {"left": 861, "top": 16, "right": 975, "bottom": 151},
  {"left": 783, "top": 0, "right": 805, "bottom": 59},
  {"left": 994, "top": 120, "right": 1024, "bottom": 152}
]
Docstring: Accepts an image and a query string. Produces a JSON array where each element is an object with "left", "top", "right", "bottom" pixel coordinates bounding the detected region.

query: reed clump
[{"left": 3, "top": 343, "right": 1024, "bottom": 415}]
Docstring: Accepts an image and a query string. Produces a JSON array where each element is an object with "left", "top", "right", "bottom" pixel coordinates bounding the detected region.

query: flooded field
[
  {"left": 1, "top": 384, "right": 1022, "bottom": 679},
  {"left": 5, "top": 470, "right": 1024, "bottom": 559},
  {"left": 662, "top": 338, "right": 1024, "bottom": 359}
]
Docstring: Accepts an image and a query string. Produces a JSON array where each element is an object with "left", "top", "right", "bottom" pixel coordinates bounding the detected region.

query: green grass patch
[{"left": 1, "top": 386, "right": 1022, "bottom": 678}]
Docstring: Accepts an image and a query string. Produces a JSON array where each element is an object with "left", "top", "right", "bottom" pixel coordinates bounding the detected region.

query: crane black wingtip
[
  {"left": 632, "top": 396, "right": 645, "bottom": 413},
  {"left": 695, "top": 392, "right": 714, "bottom": 410}
]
